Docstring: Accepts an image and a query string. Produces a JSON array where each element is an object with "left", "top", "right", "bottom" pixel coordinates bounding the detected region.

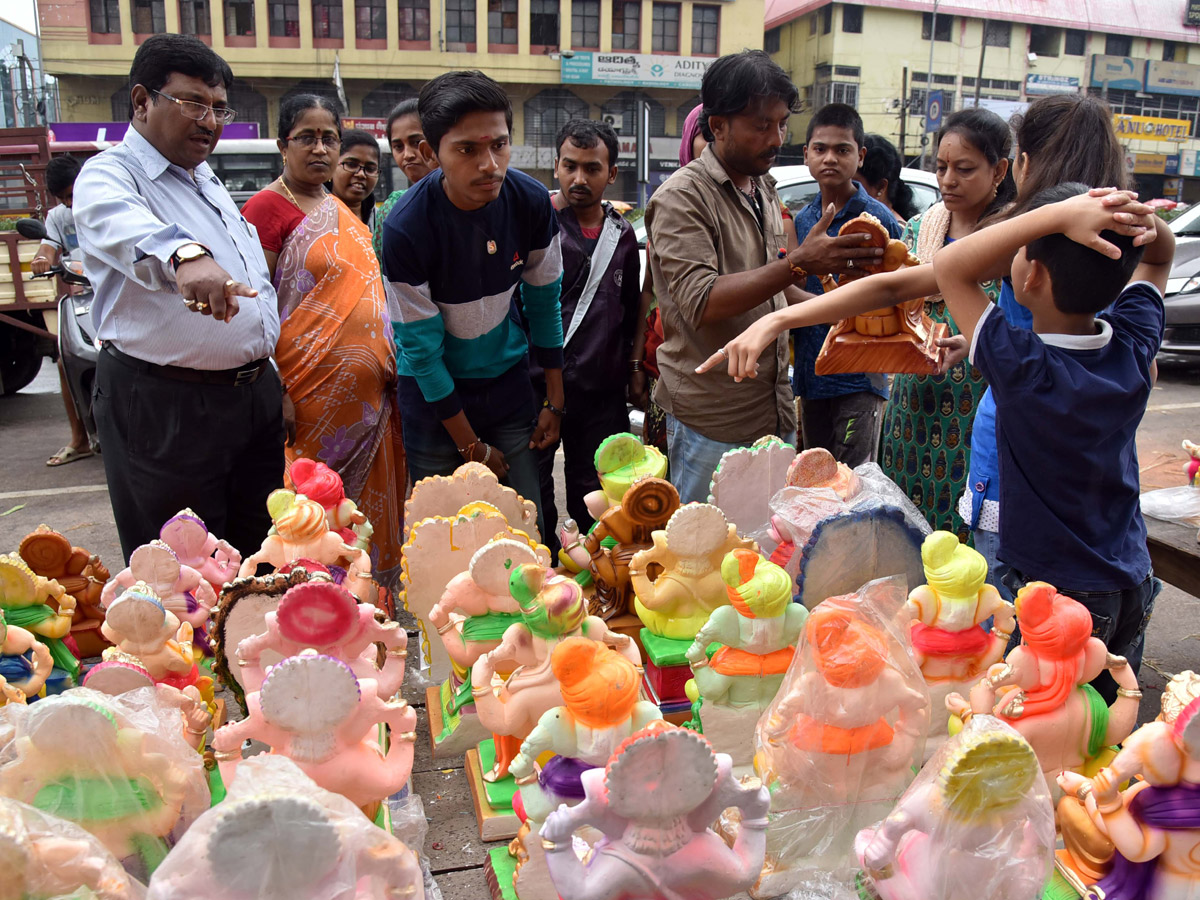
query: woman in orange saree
[{"left": 242, "top": 95, "right": 405, "bottom": 597}]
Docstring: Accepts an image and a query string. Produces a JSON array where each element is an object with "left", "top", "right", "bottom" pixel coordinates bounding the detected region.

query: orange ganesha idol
[{"left": 813, "top": 212, "right": 947, "bottom": 376}]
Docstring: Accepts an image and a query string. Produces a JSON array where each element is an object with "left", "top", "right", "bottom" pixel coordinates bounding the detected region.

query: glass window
[
  {"left": 921, "top": 12, "right": 951, "bottom": 41},
  {"left": 820, "top": 4, "right": 830, "bottom": 34},
  {"left": 816, "top": 81, "right": 858, "bottom": 108},
  {"left": 651, "top": 2, "right": 679, "bottom": 53},
  {"left": 842, "top": 4, "right": 861, "bottom": 33},
  {"left": 531, "top": 0, "right": 559, "bottom": 45},
  {"left": 224, "top": 0, "right": 255, "bottom": 35},
  {"left": 269, "top": 0, "right": 299, "bottom": 35},
  {"left": 983, "top": 20, "right": 1009, "bottom": 48},
  {"left": 691, "top": 4, "right": 718, "bottom": 55},
  {"left": 179, "top": 0, "right": 211, "bottom": 34},
  {"left": 89, "top": 0, "right": 120, "bottom": 32},
  {"left": 809, "top": 13, "right": 816, "bottom": 35},
  {"left": 445, "top": 0, "right": 475, "bottom": 43},
  {"left": 132, "top": 0, "right": 166, "bottom": 32},
  {"left": 313, "top": 0, "right": 342, "bottom": 37},
  {"left": 571, "top": 0, "right": 598, "bottom": 47},
  {"left": 1105, "top": 33, "right": 1131, "bottom": 56},
  {"left": 602, "top": 91, "right": 666, "bottom": 137},
  {"left": 524, "top": 88, "right": 588, "bottom": 146},
  {"left": 612, "top": 0, "right": 639, "bottom": 50},
  {"left": 1029, "top": 24, "right": 1059, "bottom": 57},
  {"left": 355, "top": 0, "right": 386, "bottom": 37},
  {"left": 764, "top": 26, "right": 780, "bottom": 53},
  {"left": 489, "top": 0, "right": 517, "bottom": 44},
  {"left": 398, "top": 0, "right": 430, "bottom": 39},
  {"left": 1164, "top": 41, "right": 1177, "bottom": 62},
  {"left": 1064, "top": 29, "right": 1086, "bottom": 55}
]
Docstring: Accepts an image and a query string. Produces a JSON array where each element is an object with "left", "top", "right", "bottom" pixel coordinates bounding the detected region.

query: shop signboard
[
  {"left": 562, "top": 52, "right": 711, "bottom": 90},
  {"left": 1112, "top": 114, "right": 1191, "bottom": 141},
  {"left": 1167, "top": 154, "right": 1181, "bottom": 176},
  {"left": 341, "top": 117, "right": 387, "bottom": 137},
  {"left": 1166, "top": 177, "right": 1184, "bottom": 201},
  {"left": 1183, "top": 149, "right": 1200, "bottom": 177},
  {"left": 1188, "top": 0, "right": 1200, "bottom": 26},
  {"left": 1025, "top": 74, "right": 1080, "bottom": 95},
  {"left": 1145, "top": 61, "right": 1200, "bottom": 97},
  {"left": 1131, "top": 153, "right": 1168, "bottom": 174},
  {"left": 1090, "top": 55, "right": 1144, "bottom": 91}
]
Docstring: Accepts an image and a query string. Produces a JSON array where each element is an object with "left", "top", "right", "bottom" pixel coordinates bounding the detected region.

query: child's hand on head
[
  {"left": 1089, "top": 187, "right": 1159, "bottom": 247},
  {"left": 1058, "top": 190, "right": 1153, "bottom": 259}
]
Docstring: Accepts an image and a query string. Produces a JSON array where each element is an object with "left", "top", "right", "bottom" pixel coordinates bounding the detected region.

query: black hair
[
  {"left": 555, "top": 119, "right": 619, "bottom": 168},
  {"left": 45, "top": 155, "right": 82, "bottom": 198},
  {"left": 937, "top": 107, "right": 1016, "bottom": 221},
  {"left": 805, "top": 102, "right": 864, "bottom": 148},
  {"left": 419, "top": 71, "right": 512, "bottom": 156},
  {"left": 278, "top": 94, "right": 342, "bottom": 140},
  {"left": 700, "top": 50, "right": 799, "bottom": 138},
  {"left": 386, "top": 98, "right": 421, "bottom": 143},
  {"left": 1024, "top": 183, "right": 1144, "bottom": 315},
  {"left": 859, "top": 134, "right": 917, "bottom": 220},
  {"left": 339, "top": 128, "right": 381, "bottom": 160},
  {"left": 127, "top": 34, "right": 233, "bottom": 121}
]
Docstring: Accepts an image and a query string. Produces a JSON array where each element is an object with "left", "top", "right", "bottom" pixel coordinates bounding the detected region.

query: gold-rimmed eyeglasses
[{"left": 154, "top": 90, "right": 237, "bottom": 124}]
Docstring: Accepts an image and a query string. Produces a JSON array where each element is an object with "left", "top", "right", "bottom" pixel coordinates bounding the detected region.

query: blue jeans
[
  {"left": 665, "top": 414, "right": 746, "bottom": 505},
  {"left": 1000, "top": 565, "right": 1161, "bottom": 705},
  {"left": 972, "top": 528, "right": 1014, "bottom": 604},
  {"left": 398, "top": 368, "right": 544, "bottom": 537}
]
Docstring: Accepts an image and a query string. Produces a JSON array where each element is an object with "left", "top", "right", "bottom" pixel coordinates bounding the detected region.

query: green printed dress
[{"left": 878, "top": 206, "right": 1000, "bottom": 542}]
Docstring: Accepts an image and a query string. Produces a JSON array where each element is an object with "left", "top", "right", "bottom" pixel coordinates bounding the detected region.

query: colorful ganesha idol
[
  {"left": 0, "top": 609, "right": 53, "bottom": 705},
  {"left": 158, "top": 508, "right": 242, "bottom": 596},
  {"left": 0, "top": 553, "right": 78, "bottom": 690},
  {"left": 288, "top": 458, "right": 375, "bottom": 552},
  {"left": 19, "top": 524, "right": 112, "bottom": 659},
  {"left": 100, "top": 582, "right": 211, "bottom": 700}
]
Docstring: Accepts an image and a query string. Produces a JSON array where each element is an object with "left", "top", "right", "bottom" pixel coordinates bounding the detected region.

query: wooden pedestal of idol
[
  {"left": 814, "top": 316, "right": 948, "bottom": 376},
  {"left": 485, "top": 844, "right": 521, "bottom": 900},
  {"left": 425, "top": 678, "right": 490, "bottom": 760},
  {"left": 465, "top": 739, "right": 521, "bottom": 841}
]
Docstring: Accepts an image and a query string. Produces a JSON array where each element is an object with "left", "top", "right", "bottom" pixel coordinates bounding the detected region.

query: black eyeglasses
[
  {"left": 154, "top": 90, "right": 237, "bottom": 124},
  {"left": 338, "top": 159, "right": 380, "bottom": 176},
  {"left": 285, "top": 133, "right": 342, "bottom": 149}
]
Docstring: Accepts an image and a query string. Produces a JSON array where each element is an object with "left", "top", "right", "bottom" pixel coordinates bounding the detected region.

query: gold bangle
[
  {"left": 991, "top": 628, "right": 1012, "bottom": 641},
  {"left": 1116, "top": 687, "right": 1143, "bottom": 700},
  {"left": 387, "top": 648, "right": 408, "bottom": 658},
  {"left": 396, "top": 731, "right": 417, "bottom": 743},
  {"left": 213, "top": 748, "right": 240, "bottom": 762},
  {"left": 471, "top": 686, "right": 490, "bottom": 698},
  {"left": 186, "top": 726, "right": 209, "bottom": 736},
  {"left": 514, "top": 772, "right": 538, "bottom": 786},
  {"left": 1076, "top": 783, "right": 1093, "bottom": 803},
  {"left": 435, "top": 619, "right": 456, "bottom": 635},
  {"left": 541, "top": 839, "right": 560, "bottom": 852}
]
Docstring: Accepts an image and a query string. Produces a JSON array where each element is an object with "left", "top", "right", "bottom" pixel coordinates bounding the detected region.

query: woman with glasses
[
  {"left": 242, "top": 94, "right": 406, "bottom": 599},
  {"left": 330, "top": 129, "right": 381, "bottom": 227}
]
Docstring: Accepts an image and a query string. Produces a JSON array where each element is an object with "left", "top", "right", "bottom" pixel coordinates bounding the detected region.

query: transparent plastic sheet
[
  {"left": 0, "top": 796, "right": 147, "bottom": 900},
  {"left": 1140, "top": 485, "right": 1200, "bottom": 528},
  {"left": 853, "top": 714, "right": 1055, "bottom": 900},
  {"left": 752, "top": 576, "right": 930, "bottom": 898},
  {"left": 145, "top": 755, "right": 425, "bottom": 900},
  {"left": 769, "top": 465, "right": 931, "bottom": 609},
  {"left": 0, "top": 686, "right": 209, "bottom": 882},
  {"left": 388, "top": 791, "right": 442, "bottom": 900}
]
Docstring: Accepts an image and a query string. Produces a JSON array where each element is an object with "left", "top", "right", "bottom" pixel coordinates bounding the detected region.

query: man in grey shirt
[{"left": 74, "top": 34, "right": 284, "bottom": 560}]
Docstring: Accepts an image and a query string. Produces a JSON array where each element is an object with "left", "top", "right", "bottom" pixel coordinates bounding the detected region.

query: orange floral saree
[{"left": 273, "top": 195, "right": 405, "bottom": 593}]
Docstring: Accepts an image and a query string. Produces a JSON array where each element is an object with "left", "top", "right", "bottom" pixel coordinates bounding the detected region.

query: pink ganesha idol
[
  {"left": 102, "top": 540, "right": 218, "bottom": 656},
  {"left": 234, "top": 577, "right": 407, "bottom": 697},
  {"left": 946, "top": 581, "right": 1141, "bottom": 791},
  {"left": 211, "top": 649, "right": 417, "bottom": 816},
  {"left": 159, "top": 508, "right": 242, "bottom": 595},
  {"left": 100, "top": 582, "right": 209, "bottom": 696},
  {"left": 767, "top": 447, "right": 860, "bottom": 573}
]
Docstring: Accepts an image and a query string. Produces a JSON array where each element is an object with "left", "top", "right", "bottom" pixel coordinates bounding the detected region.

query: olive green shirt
[{"left": 646, "top": 144, "right": 796, "bottom": 444}]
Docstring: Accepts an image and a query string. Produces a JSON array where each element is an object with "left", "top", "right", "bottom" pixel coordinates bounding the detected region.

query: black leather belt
[{"left": 102, "top": 343, "right": 270, "bottom": 386}]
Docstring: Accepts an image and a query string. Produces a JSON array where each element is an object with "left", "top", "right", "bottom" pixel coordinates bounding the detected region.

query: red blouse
[{"left": 241, "top": 189, "right": 306, "bottom": 254}]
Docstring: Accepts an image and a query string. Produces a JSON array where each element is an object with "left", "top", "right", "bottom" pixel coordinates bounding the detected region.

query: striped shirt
[{"left": 73, "top": 127, "right": 278, "bottom": 370}]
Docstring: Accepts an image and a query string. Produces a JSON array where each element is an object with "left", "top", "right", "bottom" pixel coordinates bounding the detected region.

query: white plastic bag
[{"left": 1140, "top": 485, "right": 1200, "bottom": 528}]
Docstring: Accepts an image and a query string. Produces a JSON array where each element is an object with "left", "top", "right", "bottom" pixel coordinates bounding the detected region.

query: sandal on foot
[{"left": 46, "top": 445, "right": 95, "bottom": 467}]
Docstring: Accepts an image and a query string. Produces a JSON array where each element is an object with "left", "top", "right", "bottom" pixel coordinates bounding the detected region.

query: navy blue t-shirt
[{"left": 970, "top": 281, "right": 1164, "bottom": 591}]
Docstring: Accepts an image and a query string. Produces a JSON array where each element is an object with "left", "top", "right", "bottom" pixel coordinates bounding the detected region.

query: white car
[{"left": 635, "top": 165, "right": 941, "bottom": 272}]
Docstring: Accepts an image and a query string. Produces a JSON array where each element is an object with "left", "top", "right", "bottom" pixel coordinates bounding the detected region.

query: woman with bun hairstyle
[
  {"left": 857, "top": 134, "right": 918, "bottom": 225},
  {"left": 699, "top": 94, "right": 1165, "bottom": 548}
]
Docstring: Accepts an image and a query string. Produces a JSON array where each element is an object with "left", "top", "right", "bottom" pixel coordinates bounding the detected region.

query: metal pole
[
  {"left": 899, "top": 65, "right": 908, "bottom": 162},
  {"left": 974, "top": 29, "right": 987, "bottom": 104},
  {"left": 919, "top": 0, "right": 938, "bottom": 170}
]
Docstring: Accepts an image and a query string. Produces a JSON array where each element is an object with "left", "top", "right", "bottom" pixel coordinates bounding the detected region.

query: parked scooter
[{"left": 15, "top": 218, "right": 99, "bottom": 448}]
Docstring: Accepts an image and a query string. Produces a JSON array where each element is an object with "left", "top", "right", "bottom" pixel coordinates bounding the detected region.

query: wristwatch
[{"left": 170, "top": 242, "right": 212, "bottom": 271}]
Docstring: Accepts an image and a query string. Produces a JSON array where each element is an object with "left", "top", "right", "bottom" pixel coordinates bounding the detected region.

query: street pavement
[{"left": 1, "top": 355, "right": 1198, "bottom": 898}]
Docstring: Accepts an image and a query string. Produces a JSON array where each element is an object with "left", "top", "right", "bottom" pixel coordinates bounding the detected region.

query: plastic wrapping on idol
[
  {"left": 854, "top": 714, "right": 1055, "bottom": 900},
  {"left": 145, "top": 754, "right": 424, "bottom": 900},
  {"left": 750, "top": 576, "right": 929, "bottom": 897},
  {"left": 0, "top": 796, "right": 146, "bottom": 900},
  {"left": 0, "top": 686, "right": 208, "bottom": 881},
  {"left": 768, "top": 464, "right": 930, "bottom": 610}
]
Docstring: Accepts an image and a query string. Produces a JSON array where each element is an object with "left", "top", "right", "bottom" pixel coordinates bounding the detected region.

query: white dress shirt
[{"left": 74, "top": 127, "right": 280, "bottom": 370}]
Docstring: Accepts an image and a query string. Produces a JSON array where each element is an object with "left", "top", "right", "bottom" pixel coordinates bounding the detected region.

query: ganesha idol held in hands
[
  {"left": 684, "top": 550, "right": 807, "bottom": 769},
  {"left": 946, "top": 581, "right": 1141, "bottom": 790},
  {"left": 238, "top": 491, "right": 373, "bottom": 603}
]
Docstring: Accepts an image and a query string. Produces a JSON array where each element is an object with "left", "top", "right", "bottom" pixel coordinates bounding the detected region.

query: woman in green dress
[
  {"left": 878, "top": 108, "right": 1016, "bottom": 541},
  {"left": 371, "top": 98, "right": 439, "bottom": 264}
]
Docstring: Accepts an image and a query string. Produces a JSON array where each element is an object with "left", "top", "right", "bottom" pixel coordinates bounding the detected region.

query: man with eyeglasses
[{"left": 72, "top": 34, "right": 283, "bottom": 561}]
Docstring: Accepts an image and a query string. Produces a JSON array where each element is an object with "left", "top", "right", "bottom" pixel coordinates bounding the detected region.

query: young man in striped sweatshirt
[{"left": 381, "top": 71, "right": 565, "bottom": 531}]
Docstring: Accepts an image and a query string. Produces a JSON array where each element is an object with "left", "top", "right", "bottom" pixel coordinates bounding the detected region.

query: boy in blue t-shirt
[
  {"left": 933, "top": 182, "right": 1175, "bottom": 703},
  {"left": 381, "top": 71, "right": 565, "bottom": 529}
]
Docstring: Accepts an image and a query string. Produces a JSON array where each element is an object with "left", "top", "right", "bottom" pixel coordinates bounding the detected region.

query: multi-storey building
[
  {"left": 766, "top": 0, "right": 1200, "bottom": 199},
  {"left": 37, "top": 0, "right": 762, "bottom": 199}
]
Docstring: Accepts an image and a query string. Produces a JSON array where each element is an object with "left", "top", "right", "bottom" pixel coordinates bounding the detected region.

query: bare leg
[{"left": 46, "top": 359, "right": 91, "bottom": 465}]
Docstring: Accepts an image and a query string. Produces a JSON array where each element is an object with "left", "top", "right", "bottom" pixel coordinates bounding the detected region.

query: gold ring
[{"left": 194, "top": 301, "right": 209, "bottom": 312}]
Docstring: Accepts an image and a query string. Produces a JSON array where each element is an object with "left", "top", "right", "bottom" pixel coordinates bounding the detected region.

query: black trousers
[
  {"left": 94, "top": 347, "right": 285, "bottom": 563},
  {"left": 533, "top": 381, "right": 631, "bottom": 555}
]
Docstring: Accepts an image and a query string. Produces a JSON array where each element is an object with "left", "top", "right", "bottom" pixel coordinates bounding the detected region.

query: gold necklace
[{"left": 279, "top": 174, "right": 322, "bottom": 210}]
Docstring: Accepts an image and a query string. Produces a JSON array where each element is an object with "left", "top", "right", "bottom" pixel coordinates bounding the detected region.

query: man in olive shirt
[{"left": 646, "top": 50, "right": 879, "bottom": 502}]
